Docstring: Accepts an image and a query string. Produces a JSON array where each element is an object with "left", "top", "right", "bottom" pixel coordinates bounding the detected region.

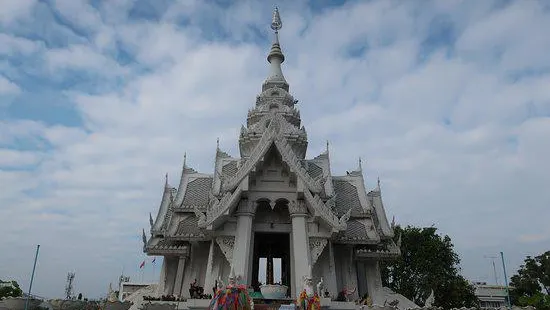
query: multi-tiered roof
[{"left": 144, "top": 8, "right": 399, "bottom": 260}]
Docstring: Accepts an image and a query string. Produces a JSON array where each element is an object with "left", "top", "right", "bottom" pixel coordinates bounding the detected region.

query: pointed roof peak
[
  {"left": 181, "top": 152, "right": 197, "bottom": 174},
  {"left": 376, "top": 176, "right": 381, "bottom": 191},
  {"left": 165, "top": 172, "right": 169, "bottom": 187},
  {"left": 263, "top": 7, "right": 288, "bottom": 92}
]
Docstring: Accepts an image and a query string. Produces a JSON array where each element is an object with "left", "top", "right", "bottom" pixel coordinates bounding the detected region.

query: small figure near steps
[{"left": 297, "top": 267, "right": 321, "bottom": 310}]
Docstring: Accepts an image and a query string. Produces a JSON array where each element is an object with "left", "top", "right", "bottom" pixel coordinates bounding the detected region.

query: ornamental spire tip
[
  {"left": 264, "top": 6, "right": 288, "bottom": 90},
  {"left": 271, "top": 7, "right": 282, "bottom": 32}
]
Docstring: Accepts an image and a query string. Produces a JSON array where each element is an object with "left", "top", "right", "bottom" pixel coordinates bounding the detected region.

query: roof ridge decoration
[
  {"left": 273, "top": 135, "right": 322, "bottom": 192},
  {"left": 151, "top": 174, "right": 177, "bottom": 234},
  {"left": 224, "top": 121, "right": 277, "bottom": 191},
  {"left": 366, "top": 176, "right": 394, "bottom": 238},
  {"left": 216, "top": 138, "right": 231, "bottom": 159},
  {"left": 142, "top": 228, "right": 147, "bottom": 251},
  {"left": 181, "top": 153, "right": 197, "bottom": 174},
  {"left": 196, "top": 187, "right": 243, "bottom": 228},
  {"left": 303, "top": 189, "right": 351, "bottom": 232},
  {"left": 193, "top": 207, "right": 207, "bottom": 226},
  {"left": 325, "top": 194, "right": 337, "bottom": 210},
  {"left": 226, "top": 113, "right": 320, "bottom": 193}
]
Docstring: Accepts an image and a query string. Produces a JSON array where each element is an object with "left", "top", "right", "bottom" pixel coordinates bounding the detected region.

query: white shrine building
[{"left": 143, "top": 8, "right": 402, "bottom": 304}]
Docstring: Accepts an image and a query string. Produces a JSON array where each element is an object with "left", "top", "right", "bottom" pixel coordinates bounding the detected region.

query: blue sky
[{"left": 1, "top": 0, "right": 550, "bottom": 299}]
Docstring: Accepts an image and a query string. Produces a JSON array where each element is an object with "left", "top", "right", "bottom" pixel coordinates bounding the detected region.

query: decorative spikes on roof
[
  {"left": 181, "top": 152, "right": 197, "bottom": 174},
  {"left": 142, "top": 228, "right": 147, "bottom": 249}
]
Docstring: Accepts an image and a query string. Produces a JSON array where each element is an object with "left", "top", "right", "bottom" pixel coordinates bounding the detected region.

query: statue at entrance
[
  {"left": 316, "top": 278, "right": 324, "bottom": 297},
  {"left": 297, "top": 270, "right": 320, "bottom": 310},
  {"left": 209, "top": 266, "right": 253, "bottom": 310}
]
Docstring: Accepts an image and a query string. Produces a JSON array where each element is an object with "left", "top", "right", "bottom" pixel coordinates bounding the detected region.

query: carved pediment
[
  {"left": 216, "top": 236, "right": 235, "bottom": 264},
  {"left": 309, "top": 237, "right": 328, "bottom": 266}
]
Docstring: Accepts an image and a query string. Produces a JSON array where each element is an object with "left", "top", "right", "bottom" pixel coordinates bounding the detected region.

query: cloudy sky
[{"left": 1, "top": 0, "right": 549, "bottom": 299}]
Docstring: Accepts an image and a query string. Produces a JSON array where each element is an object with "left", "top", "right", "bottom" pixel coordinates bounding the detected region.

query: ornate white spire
[{"left": 263, "top": 7, "right": 288, "bottom": 91}]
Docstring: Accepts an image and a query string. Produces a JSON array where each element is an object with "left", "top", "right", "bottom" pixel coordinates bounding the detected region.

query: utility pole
[
  {"left": 500, "top": 251, "right": 512, "bottom": 309},
  {"left": 24, "top": 244, "right": 40, "bottom": 310},
  {"left": 484, "top": 255, "right": 499, "bottom": 285}
]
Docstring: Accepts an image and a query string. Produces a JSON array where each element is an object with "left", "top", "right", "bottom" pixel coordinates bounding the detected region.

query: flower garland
[
  {"left": 297, "top": 290, "right": 321, "bottom": 310},
  {"left": 209, "top": 284, "right": 252, "bottom": 310}
]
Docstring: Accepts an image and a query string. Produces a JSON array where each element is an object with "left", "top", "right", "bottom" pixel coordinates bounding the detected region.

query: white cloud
[
  {"left": 0, "top": 75, "right": 21, "bottom": 95},
  {"left": 0, "top": 149, "right": 41, "bottom": 167},
  {"left": 0, "top": 0, "right": 35, "bottom": 25},
  {"left": 0, "top": 0, "right": 549, "bottom": 299},
  {"left": 0, "top": 33, "right": 41, "bottom": 55}
]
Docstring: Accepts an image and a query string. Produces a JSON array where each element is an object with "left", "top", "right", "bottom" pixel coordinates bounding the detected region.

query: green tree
[
  {"left": 0, "top": 279, "right": 23, "bottom": 299},
  {"left": 381, "top": 226, "right": 478, "bottom": 309},
  {"left": 510, "top": 251, "right": 550, "bottom": 310}
]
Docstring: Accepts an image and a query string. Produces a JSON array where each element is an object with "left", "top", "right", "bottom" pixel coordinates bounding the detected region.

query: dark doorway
[{"left": 252, "top": 232, "right": 291, "bottom": 294}]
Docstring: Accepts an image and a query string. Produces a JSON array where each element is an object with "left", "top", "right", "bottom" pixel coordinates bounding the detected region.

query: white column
[
  {"left": 173, "top": 256, "right": 187, "bottom": 297},
  {"left": 289, "top": 200, "right": 310, "bottom": 298},
  {"left": 327, "top": 241, "right": 338, "bottom": 298},
  {"left": 356, "top": 261, "right": 368, "bottom": 299},
  {"left": 364, "top": 260, "right": 383, "bottom": 303},
  {"left": 232, "top": 199, "right": 255, "bottom": 284},
  {"left": 164, "top": 257, "right": 176, "bottom": 296},
  {"left": 158, "top": 257, "right": 167, "bottom": 296},
  {"left": 204, "top": 240, "right": 216, "bottom": 295}
]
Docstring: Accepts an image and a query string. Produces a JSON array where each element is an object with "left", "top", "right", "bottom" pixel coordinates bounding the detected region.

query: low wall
[{"left": 0, "top": 297, "right": 41, "bottom": 310}]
